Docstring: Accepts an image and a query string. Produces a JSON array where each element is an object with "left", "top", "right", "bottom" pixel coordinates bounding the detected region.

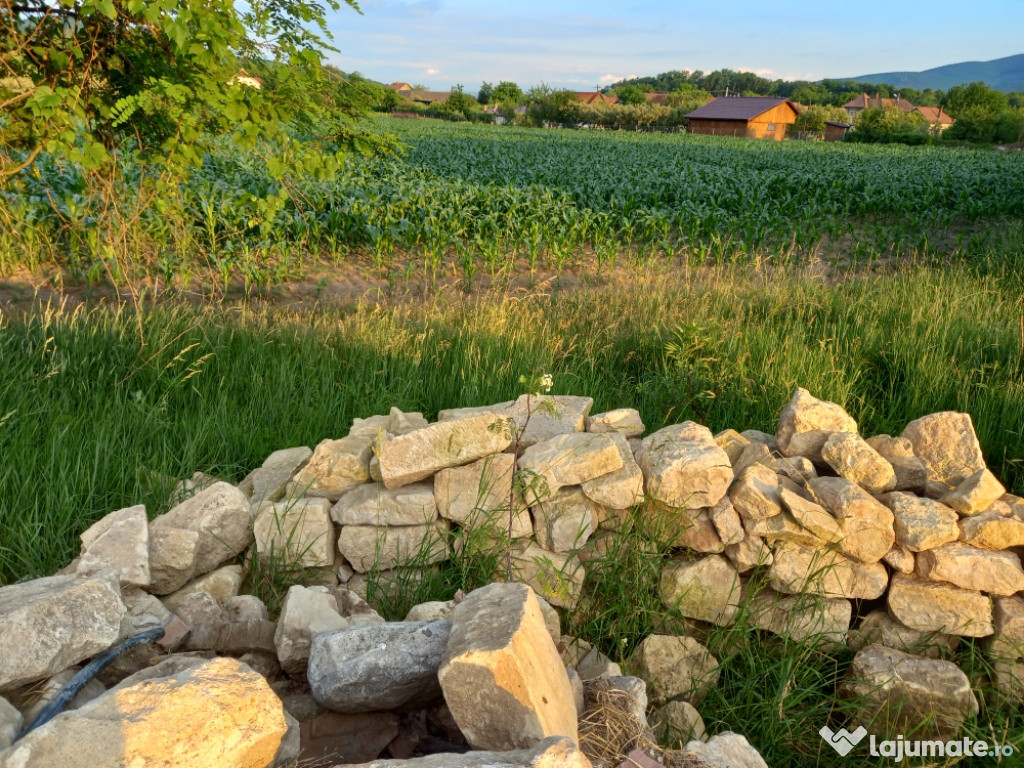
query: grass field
[{"left": 1, "top": 118, "right": 1023, "bottom": 766}]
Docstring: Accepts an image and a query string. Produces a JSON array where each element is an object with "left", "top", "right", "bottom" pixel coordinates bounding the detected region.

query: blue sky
[{"left": 324, "top": 0, "right": 1024, "bottom": 90}]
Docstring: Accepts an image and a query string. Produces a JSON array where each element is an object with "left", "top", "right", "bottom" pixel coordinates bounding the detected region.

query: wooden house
[{"left": 685, "top": 97, "right": 799, "bottom": 140}]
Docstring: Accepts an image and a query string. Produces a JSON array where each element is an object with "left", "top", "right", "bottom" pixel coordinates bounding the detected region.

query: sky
[{"left": 323, "top": 0, "right": 1024, "bottom": 91}]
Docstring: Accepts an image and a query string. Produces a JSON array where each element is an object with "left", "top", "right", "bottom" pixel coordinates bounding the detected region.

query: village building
[
  {"left": 684, "top": 96, "right": 800, "bottom": 140},
  {"left": 228, "top": 69, "right": 262, "bottom": 89},
  {"left": 824, "top": 121, "right": 852, "bottom": 142},
  {"left": 575, "top": 92, "right": 619, "bottom": 106}
]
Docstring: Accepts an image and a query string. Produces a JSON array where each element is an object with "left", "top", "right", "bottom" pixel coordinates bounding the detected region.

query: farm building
[
  {"left": 842, "top": 93, "right": 917, "bottom": 122},
  {"left": 576, "top": 91, "right": 619, "bottom": 106},
  {"left": 824, "top": 121, "right": 851, "bottom": 142},
  {"left": 915, "top": 105, "right": 956, "bottom": 131},
  {"left": 685, "top": 97, "right": 799, "bottom": 140}
]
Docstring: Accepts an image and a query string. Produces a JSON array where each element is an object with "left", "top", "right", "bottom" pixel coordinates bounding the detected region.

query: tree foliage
[
  {"left": 0, "top": 0, "right": 372, "bottom": 176},
  {"left": 793, "top": 105, "right": 849, "bottom": 134}
]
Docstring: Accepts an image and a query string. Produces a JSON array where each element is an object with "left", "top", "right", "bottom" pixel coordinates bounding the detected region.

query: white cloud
[
  {"left": 426, "top": 67, "right": 440, "bottom": 75},
  {"left": 598, "top": 73, "right": 637, "bottom": 85}
]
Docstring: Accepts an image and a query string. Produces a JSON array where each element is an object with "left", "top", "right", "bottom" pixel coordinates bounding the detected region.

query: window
[{"left": 767, "top": 123, "right": 776, "bottom": 131}]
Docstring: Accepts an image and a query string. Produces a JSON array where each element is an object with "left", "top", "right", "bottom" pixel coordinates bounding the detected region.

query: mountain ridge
[{"left": 841, "top": 53, "right": 1024, "bottom": 92}]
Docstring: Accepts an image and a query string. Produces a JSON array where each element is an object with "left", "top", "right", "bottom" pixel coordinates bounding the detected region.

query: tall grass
[{"left": 0, "top": 235, "right": 1022, "bottom": 586}]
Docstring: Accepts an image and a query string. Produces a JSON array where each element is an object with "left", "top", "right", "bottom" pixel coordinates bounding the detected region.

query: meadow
[{"left": 1, "top": 119, "right": 1023, "bottom": 766}]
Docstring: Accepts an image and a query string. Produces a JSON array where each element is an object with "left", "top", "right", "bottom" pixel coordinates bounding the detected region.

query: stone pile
[{"left": 0, "top": 387, "right": 1021, "bottom": 767}]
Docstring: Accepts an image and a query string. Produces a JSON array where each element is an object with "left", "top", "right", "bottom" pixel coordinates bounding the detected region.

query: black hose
[{"left": 18, "top": 625, "right": 167, "bottom": 739}]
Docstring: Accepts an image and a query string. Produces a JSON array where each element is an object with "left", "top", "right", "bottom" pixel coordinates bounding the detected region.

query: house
[
  {"left": 389, "top": 82, "right": 414, "bottom": 95},
  {"left": 915, "top": 105, "right": 955, "bottom": 131},
  {"left": 842, "top": 93, "right": 916, "bottom": 122},
  {"left": 406, "top": 90, "right": 451, "bottom": 106},
  {"left": 229, "top": 69, "right": 262, "bottom": 89},
  {"left": 824, "top": 121, "right": 852, "bottom": 142},
  {"left": 576, "top": 92, "right": 619, "bottom": 106},
  {"left": 644, "top": 93, "right": 671, "bottom": 106},
  {"left": 684, "top": 97, "right": 800, "bottom": 140}
]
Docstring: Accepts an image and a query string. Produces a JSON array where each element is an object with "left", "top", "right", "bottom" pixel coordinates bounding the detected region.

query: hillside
[{"left": 843, "top": 52, "right": 1024, "bottom": 92}]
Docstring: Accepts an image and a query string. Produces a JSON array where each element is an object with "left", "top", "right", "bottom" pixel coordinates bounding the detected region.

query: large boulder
[
  {"left": 509, "top": 543, "right": 586, "bottom": 609},
  {"left": 531, "top": 488, "right": 598, "bottom": 553},
  {"left": 820, "top": 432, "right": 896, "bottom": 494},
  {"left": 308, "top": 621, "right": 450, "bottom": 713},
  {"left": 806, "top": 477, "right": 895, "bottom": 564},
  {"left": 839, "top": 644, "right": 979, "bottom": 741},
  {"left": 439, "top": 583, "right": 578, "bottom": 751},
  {"left": 580, "top": 433, "right": 645, "bottom": 510},
  {"left": 433, "top": 454, "right": 530, "bottom": 537},
  {"left": 0, "top": 657, "right": 287, "bottom": 768},
  {"left": 518, "top": 433, "right": 623, "bottom": 501},
  {"left": 748, "top": 589, "right": 851, "bottom": 646},
  {"left": 238, "top": 446, "right": 312, "bottom": 507},
  {"left": 941, "top": 468, "right": 1006, "bottom": 516},
  {"left": 333, "top": 482, "right": 439, "bottom": 526},
  {"left": 660, "top": 556, "right": 741, "bottom": 626},
  {"left": 901, "top": 411, "right": 987, "bottom": 486},
  {"left": 769, "top": 543, "right": 888, "bottom": 599},
  {"left": 881, "top": 492, "right": 960, "bottom": 553},
  {"left": 338, "top": 521, "right": 448, "bottom": 573},
  {"left": 916, "top": 543, "right": 1024, "bottom": 595},
  {"left": 775, "top": 388, "right": 857, "bottom": 461},
  {"left": 376, "top": 413, "right": 512, "bottom": 488},
  {"left": 273, "top": 585, "right": 350, "bottom": 676},
  {"left": 0, "top": 572, "right": 124, "bottom": 692},
  {"left": 887, "top": 574, "right": 993, "bottom": 637},
  {"left": 291, "top": 436, "right": 373, "bottom": 500},
  {"left": 252, "top": 497, "right": 336, "bottom": 569},
  {"left": 635, "top": 422, "right": 732, "bottom": 509},
  {"left": 75, "top": 505, "right": 150, "bottom": 587},
  {"left": 629, "top": 634, "right": 719, "bottom": 706},
  {"left": 147, "top": 481, "right": 252, "bottom": 594}
]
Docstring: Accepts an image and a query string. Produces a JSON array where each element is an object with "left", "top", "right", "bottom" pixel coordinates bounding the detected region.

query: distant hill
[{"left": 842, "top": 53, "right": 1024, "bottom": 92}]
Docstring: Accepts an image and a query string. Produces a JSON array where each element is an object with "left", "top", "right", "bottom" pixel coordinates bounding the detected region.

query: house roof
[
  {"left": 407, "top": 90, "right": 451, "bottom": 103},
  {"left": 915, "top": 106, "right": 955, "bottom": 125},
  {"left": 576, "top": 92, "right": 619, "bottom": 105},
  {"left": 685, "top": 97, "right": 798, "bottom": 121},
  {"left": 644, "top": 92, "right": 670, "bottom": 106},
  {"left": 842, "top": 93, "right": 916, "bottom": 112},
  {"left": 390, "top": 82, "right": 413, "bottom": 92},
  {"left": 825, "top": 121, "right": 852, "bottom": 128}
]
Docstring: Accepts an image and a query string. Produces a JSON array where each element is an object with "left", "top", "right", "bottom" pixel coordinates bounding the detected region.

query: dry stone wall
[{"left": 0, "top": 389, "right": 1022, "bottom": 767}]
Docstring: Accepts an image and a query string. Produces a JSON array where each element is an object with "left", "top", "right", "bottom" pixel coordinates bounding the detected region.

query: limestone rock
[
  {"left": 684, "top": 732, "right": 769, "bottom": 768},
  {"left": 990, "top": 596, "right": 1024, "bottom": 701},
  {"left": 743, "top": 509, "right": 822, "bottom": 549},
  {"left": 748, "top": 588, "right": 851, "bottom": 646},
  {"left": 148, "top": 481, "right": 252, "bottom": 594},
  {"left": 887, "top": 574, "right": 993, "bottom": 637},
  {"left": 707, "top": 496, "right": 744, "bottom": 547},
  {"left": 635, "top": 423, "right": 731, "bottom": 509},
  {"left": 333, "top": 482, "right": 439, "bottom": 526},
  {"left": 806, "top": 477, "right": 895, "bottom": 564},
  {"left": 629, "top": 634, "right": 719, "bottom": 706},
  {"left": 532, "top": 488, "right": 597, "bottom": 553},
  {"left": 941, "top": 468, "right": 1006, "bottom": 516},
  {"left": 730, "top": 442, "right": 776, "bottom": 480},
  {"left": 340, "top": 735, "right": 592, "bottom": 768},
  {"left": 917, "top": 543, "right": 1024, "bottom": 595},
  {"left": 848, "top": 611, "right": 959, "bottom": 659},
  {"left": 587, "top": 408, "right": 645, "bottom": 438},
  {"left": 239, "top": 446, "right": 312, "bottom": 507},
  {"left": 510, "top": 543, "right": 585, "bottom": 609},
  {"left": 728, "top": 463, "right": 781, "bottom": 522},
  {"left": 584, "top": 676, "right": 650, "bottom": 730},
  {"left": 292, "top": 436, "right": 373, "bottom": 500},
  {"left": 725, "top": 535, "right": 773, "bottom": 573},
  {"left": 0, "top": 697, "right": 21, "bottom": 751},
  {"left": 405, "top": 600, "right": 455, "bottom": 623},
  {"left": 652, "top": 700, "right": 706, "bottom": 747},
  {"left": 253, "top": 497, "right": 336, "bottom": 569},
  {"left": 274, "top": 585, "right": 350, "bottom": 676},
  {"left": 901, "top": 411, "right": 987, "bottom": 486},
  {"left": 504, "top": 394, "right": 594, "bottom": 448},
  {"left": 660, "top": 556, "right": 740, "bottom": 626},
  {"left": 882, "top": 545, "right": 915, "bottom": 574},
  {"left": 774, "top": 454, "right": 817, "bottom": 486},
  {"left": 377, "top": 413, "right": 513, "bottom": 488},
  {"left": 775, "top": 387, "right": 858, "bottom": 461},
  {"left": 740, "top": 429, "right": 777, "bottom": 451},
  {"left": 779, "top": 487, "right": 842, "bottom": 545},
  {"left": 0, "top": 657, "right": 286, "bottom": 768},
  {"left": 713, "top": 429, "right": 750, "bottom": 464},
  {"left": 839, "top": 644, "right": 979, "bottom": 741},
  {"left": 338, "top": 521, "right": 448, "bottom": 573},
  {"left": 439, "top": 583, "right": 578, "bottom": 751},
  {"left": 434, "top": 454, "right": 530, "bottom": 537},
  {"left": 308, "top": 621, "right": 450, "bottom": 713},
  {"left": 518, "top": 433, "right": 622, "bottom": 502},
  {"left": 580, "top": 433, "right": 645, "bottom": 510},
  {"left": 0, "top": 572, "right": 124, "bottom": 692},
  {"left": 959, "top": 503, "right": 1024, "bottom": 549},
  {"left": 676, "top": 507, "right": 726, "bottom": 553},
  {"left": 820, "top": 431, "right": 896, "bottom": 493},
  {"left": 769, "top": 543, "right": 888, "bottom": 599},
  {"left": 76, "top": 505, "right": 150, "bottom": 587},
  {"left": 882, "top": 492, "right": 960, "bottom": 552},
  {"left": 162, "top": 564, "right": 244, "bottom": 615}
]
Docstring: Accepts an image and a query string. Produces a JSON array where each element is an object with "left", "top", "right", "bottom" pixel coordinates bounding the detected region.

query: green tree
[
  {"left": 614, "top": 84, "right": 648, "bottom": 106},
  {"left": 851, "top": 106, "right": 929, "bottom": 144},
  {"left": 944, "top": 82, "right": 1008, "bottom": 119},
  {"left": 478, "top": 81, "right": 494, "bottom": 104},
  {"left": 0, "top": 0, "right": 366, "bottom": 176},
  {"left": 491, "top": 81, "right": 524, "bottom": 106},
  {"left": 793, "top": 105, "right": 849, "bottom": 134},
  {"left": 440, "top": 84, "right": 478, "bottom": 118}
]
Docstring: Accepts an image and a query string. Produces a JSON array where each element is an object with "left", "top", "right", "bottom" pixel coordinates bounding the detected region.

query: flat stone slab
[{"left": 887, "top": 574, "right": 993, "bottom": 637}]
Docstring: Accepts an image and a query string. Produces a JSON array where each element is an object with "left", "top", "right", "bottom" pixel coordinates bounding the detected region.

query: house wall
[
  {"left": 747, "top": 103, "right": 798, "bottom": 141},
  {"left": 824, "top": 124, "right": 848, "bottom": 142},
  {"left": 687, "top": 119, "right": 748, "bottom": 138}
]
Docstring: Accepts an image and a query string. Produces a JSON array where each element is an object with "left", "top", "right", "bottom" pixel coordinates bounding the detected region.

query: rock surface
[
  {"left": 76, "top": 505, "right": 150, "bottom": 587},
  {"left": 629, "top": 634, "right": 719, "bottom": 706},
  {"left": 0, "top": 657, "right": 286, "bottom": 768},
  {"left": 438, "top": 583, "right": 578, "bottom": 751},
  {"left": 660, "top": 556, "right": 740, "bottom": 626},
  {"left": 635, "top": 422, "right": 732, "bottom": 509},
  {"left": 775, "top": 388, "right": 857, "bottom": 461},
  {"left": 308, "top": 621, "right": 450, "bottom": 712},
  {"left": 887, "top": 574, "right": 993, "bottom": 637},
  {"left": 340, "top": 735, "right": 593, "bottom": 768},
  {"left": 901, "top": 411, "right": 986, "bottom": 486}
]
